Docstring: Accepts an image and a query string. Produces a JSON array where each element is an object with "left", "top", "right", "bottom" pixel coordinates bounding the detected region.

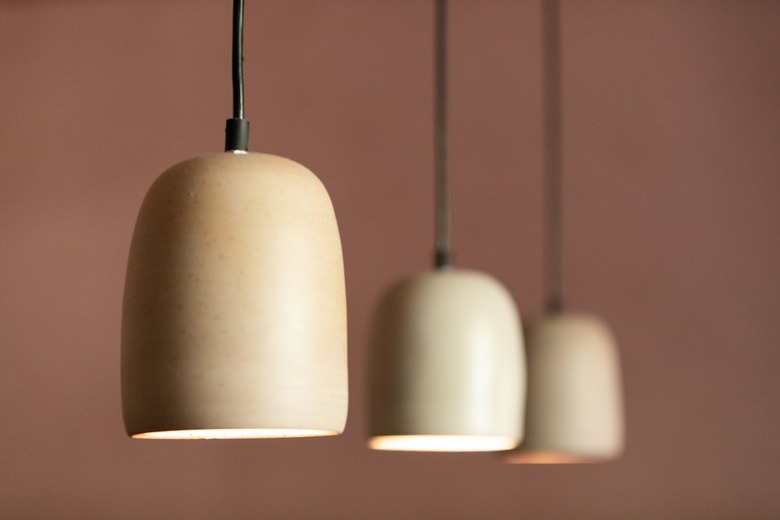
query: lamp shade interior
[
  {"left": 505, "top": 313, "right": 624, "bottom": 463},
  {"left": 368, "top": 268, "right": 524, "bottom": 452},
  {"left": 133, "top": 428, "right": 339, "bottom": 440},
  {"left": 369, "top": 435, "right": 518, "bottom": 452},
  {"left": 121, "top": 152, "right": 348, "bottom": 439}
]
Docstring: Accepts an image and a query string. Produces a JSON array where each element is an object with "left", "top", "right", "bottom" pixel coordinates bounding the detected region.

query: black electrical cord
[
  {"left": 542, "top": 0, "right": 563, "bottom": 313},
  {"left": 232, "top": 0, "right": 245, "bottom": 120},
  {"left": 225, "top": 0, "right": 250, "bottom": 152},
  {"left": 434, "top": 0, "right": 452, "bottom": 268}
]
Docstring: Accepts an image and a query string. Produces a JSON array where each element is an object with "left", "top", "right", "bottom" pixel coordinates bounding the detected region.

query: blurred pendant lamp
[
  {"left": 504, "top": 0, "right": 624, "bottom": 463},
  {"left": 121, "top": 0, "right": 348, "bottom": 439},
  {"left": 367, "top": 0, "right": 524, "bottom": 452}
]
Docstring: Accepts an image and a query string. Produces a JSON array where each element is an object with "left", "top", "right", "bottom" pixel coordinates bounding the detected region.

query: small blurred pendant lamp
[
  {"left": 121, "top": 0, "right": 348, "bottom": 439},
  {"left": 504, "top": 0, "right": 624, "bottom": 463},
  {"left": 367, "top": 0, "right": 524, "bottom": 452}
]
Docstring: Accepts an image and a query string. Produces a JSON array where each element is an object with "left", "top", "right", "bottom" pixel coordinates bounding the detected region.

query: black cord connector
[
  {"left": 434, "top": 249, "right": 452, "bottom": 269},
  {"left": 225, "top": 118, "right": 250, "bottom": 152}
]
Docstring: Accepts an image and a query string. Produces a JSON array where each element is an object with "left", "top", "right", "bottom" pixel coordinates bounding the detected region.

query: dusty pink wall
[{"left": 1, "top": 1, "right": 778, "bottom": 518}]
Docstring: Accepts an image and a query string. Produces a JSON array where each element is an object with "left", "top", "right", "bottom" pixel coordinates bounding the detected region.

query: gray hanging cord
[
  {"left": 543, "top": 0, "right": 563, "bottom": 313},
  {"left": 434, "top": 0, "right": 452, "bottom": 268}
]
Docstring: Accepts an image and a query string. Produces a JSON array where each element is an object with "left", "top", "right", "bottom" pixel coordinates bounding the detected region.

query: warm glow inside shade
[
  {"left": 133, "top": 429, "right": 339, "bottom": 440},
  {"left": 121, "top": 152, "right": 348, "bottom": 439},
  {"left": 368, "top": 269, "right": 524, "bottom": 452},
  {"left": 505, "top": 450, "right": 596, "bottom": 464},
  {"left": 504, "top": 313, "right": 624, "bottom": 463},
  {"left": 369, "top": 435, "right": 517, "bottom": 452}
]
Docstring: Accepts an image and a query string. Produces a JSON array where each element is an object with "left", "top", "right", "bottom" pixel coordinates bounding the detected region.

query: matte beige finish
[
  {"left": 368, "top": 269, "right": 524, "bottom": 451},
  {"left": 121, "top": 152, "right": 348, "bottom": 438},
  {"left": 505, "top": 313, "right": 624, "bottom": 463}
]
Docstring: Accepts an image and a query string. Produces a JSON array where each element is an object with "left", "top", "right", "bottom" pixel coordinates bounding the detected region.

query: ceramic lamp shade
[
  {"left": 121, "top": 152, "right": 348, "bottom": 439},
  {"left": 505, "top": 313, "right": 624, "bottom": 463},
  {"left": 368, "top": 269, "right": 524, "bottom": 452}
]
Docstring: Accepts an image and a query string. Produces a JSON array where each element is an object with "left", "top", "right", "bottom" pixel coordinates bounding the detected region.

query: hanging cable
[
  {"left": 542, "top": 0, "right": 563, "bottom": 313},
  {"left": 232, "top": 0, "right": 245, "bottom": 120},
  {"left": 225, "top": 0, "right": 250, "bottom": 152},
  {"left": 434, "top": 0, "right": 452, "bottom": 268}
]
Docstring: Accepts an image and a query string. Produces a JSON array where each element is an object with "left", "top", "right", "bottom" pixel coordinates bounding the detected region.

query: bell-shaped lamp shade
[
  {"left": 368, "top": 269, "right": 524, "bottom": 451},
  {"left": 504, "top": 313, "right": 624, "bottom": 462},
  {"left": 121, "top": 152, "right": 348, "bottom": 439}
]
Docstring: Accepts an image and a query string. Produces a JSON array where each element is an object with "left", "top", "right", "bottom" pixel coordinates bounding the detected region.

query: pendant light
[
  {"left": 504, "top": 0, "right": 624, "bottom": 463},
  {"left": 367, "top": 0, "right": 524, "bottom": 452},
  {"left": 121, "top": 0, "right": 348, "bottom": 439}
]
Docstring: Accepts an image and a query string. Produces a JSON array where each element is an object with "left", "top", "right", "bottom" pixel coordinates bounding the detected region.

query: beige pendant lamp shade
[
  {"left": 505, "top": 0, "right": 624, "bottom": 462},
  {"left": 120, "top": 0, "right": 347, "bottom": 439},
  {"left": 368, "top": 269, "right": 524, "bottom": 451},
  {"left": 504, "top": 313, "right": 623, "bottom": 462},
  {"left": 122, "top": 153, "right": 347, "bottom": 439},
  {"left": 367, "top": 0, "right": 524, "bottom": 452}
]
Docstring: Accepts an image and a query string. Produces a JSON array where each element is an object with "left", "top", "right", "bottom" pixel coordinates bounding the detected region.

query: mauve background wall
[{"left": 1, "top": 1, "right": 778, "bottom": 518}]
